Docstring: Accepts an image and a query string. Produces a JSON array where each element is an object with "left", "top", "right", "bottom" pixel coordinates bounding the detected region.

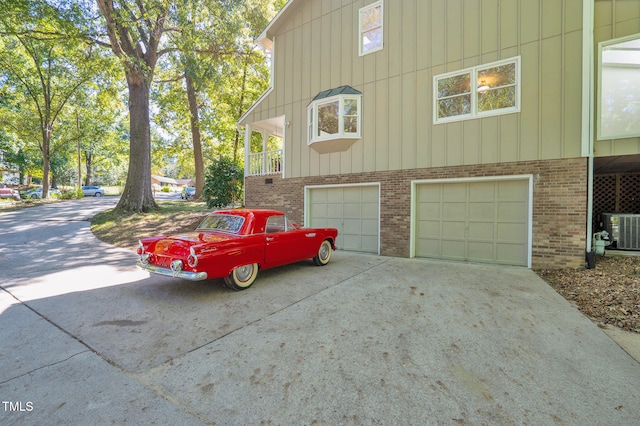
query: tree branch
[{"left": 155, "top": 73, "right": 186, "bottom": 84}]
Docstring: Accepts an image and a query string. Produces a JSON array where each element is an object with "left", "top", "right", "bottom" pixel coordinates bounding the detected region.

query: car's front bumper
[{"left": 137, "top": 261, "right": 208, "bottom": 281}]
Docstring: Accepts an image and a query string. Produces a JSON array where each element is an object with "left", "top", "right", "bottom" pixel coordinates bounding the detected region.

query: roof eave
[{"left": 255, "top": 0, "right": 299, "bottom": 51}]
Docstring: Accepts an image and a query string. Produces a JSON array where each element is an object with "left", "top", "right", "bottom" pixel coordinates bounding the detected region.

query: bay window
[{"left": 307, "top": 86, "right": 362, "bottom": 154}]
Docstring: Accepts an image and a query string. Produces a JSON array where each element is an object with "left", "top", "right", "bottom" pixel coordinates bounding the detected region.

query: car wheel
[
  {"left": 224, "top": 263, "right": 258, "bottom": 290},
  {"left": 95, "top": 192, "right": 102, "bottom": 197},
  {"left": 313, "top": 240, "right": 332, "bottom": 266}
]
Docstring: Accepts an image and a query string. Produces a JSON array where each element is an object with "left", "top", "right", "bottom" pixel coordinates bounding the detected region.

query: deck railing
[{"left": 247, "top": 150, "right": 283, "bottom": 176}]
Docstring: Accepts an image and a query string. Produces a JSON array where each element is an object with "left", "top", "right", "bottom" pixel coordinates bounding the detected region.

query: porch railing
[{"left": 247, "top": 150, "right": 283, "bottom": 176}]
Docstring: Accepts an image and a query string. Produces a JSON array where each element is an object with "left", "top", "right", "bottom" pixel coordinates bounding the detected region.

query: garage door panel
[
  {"left": 496, "top": 243, "right": 527, "bottom": 264},
  {"left": 468, "top": 242, "right": 495, "bottom": 261},
  {"left": 311, "top": 203, "right": 327, "bottom": 219},
  {"left": 327, "top": 203, "right": 343, "bottom": 218},
  {"left": 327, "top": 190, "right": 343, "bottom": 202},
  {"left": 415, "top": 179, "right": 529, "bottom": 266},
  {"left": 470, "top": 182, "right": 495, "bottom": 201},
  {"left": 416, "top": 238, "right": 440, "bottom": 256},
  {"left": 418, "top": 202, "right": 441, "bottom": 219},
  {"left": 418, "top": 220, "right": 440, "bottom": 238},
  {"left": 497, "top": 223, "right": 527, "bottom": 241},
  {"left": 442, "top": 221, "right": 466, "bottom": 238},
  {"left": 327, "top": 218, "right": 342, "bottom": 229},
  {"left": 310, "top": 218, "right": 326, "bottom": 228},
  {"left": 362, "top": 202, "right": 379, "bottom": 219},
  {"left": 443, "top": 183, "right": 466, "bottom": 201},
  {"left": 362, "top": 219, "right": 379, "bottom": 234},
  {"left": 343, "top": 186, "right": 362, "bottom": 199},
  {"left": 418, "top": 185, "right": 442, "bottom": 202},
  {"left": 342, "top": 235, "right": 361, "bottom": 251},
  {"left": 442, "top": 240, "right": 466, "bottom": 259},
  {"left": 362, "top": 187, "right": 379, "bottom": 202},
  {"left": 499, "top": 180, "right": 528, "bottom": 200},
  {"left": 361, "top": 235, "right": 379, "bottom": 253},
  {"left": 469, "top": 202, "right": 496, "bottom": 220},
  {"left": 312, "top": 189, "right": 327, "bottom": 202},
  {"left": 442, "top": 202, "right": 466, "bottom": 219},
  {"left": 343, "top": 202, "right": 361, "bottom": 218},
  {"left": 498, "top": 202, "right": 527, "bottom": 221},
  {"left": 310, "top": 186, "right": 379, "bottom": 254},
  {"left": 343, "top": 218, "right": 361, "bottom": 234},
  {"left": 468, "top": 222, "right": 495, "bottom": 240}
]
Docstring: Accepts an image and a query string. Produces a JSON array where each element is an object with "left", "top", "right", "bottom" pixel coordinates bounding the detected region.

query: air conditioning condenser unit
[{"left": 601, "top": 213, "right": 640, "bottom": 250}]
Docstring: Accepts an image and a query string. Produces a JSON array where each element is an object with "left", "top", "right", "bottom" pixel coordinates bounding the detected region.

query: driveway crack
[{"left": 0, "top": 351, "right": 91, "bottom": 385}]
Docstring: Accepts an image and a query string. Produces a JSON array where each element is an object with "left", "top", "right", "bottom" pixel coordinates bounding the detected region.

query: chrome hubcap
[
  {"left": 320, "top": 243, "right": 329, "bottom": 261},
  {"left": 236, "top": 265, "right": 253, "bottom": 282}
]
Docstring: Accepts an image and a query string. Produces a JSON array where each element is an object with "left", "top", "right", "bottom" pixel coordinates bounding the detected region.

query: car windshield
[{"left": 197, "top": 214, "right": 245, "bottom": 233}]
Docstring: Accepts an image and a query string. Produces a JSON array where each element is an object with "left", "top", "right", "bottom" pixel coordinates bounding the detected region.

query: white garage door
[
  {"left": 308, "top": 185, "right": 379, "bottom": 253},
  {"left": 415, "top": 179, "right": 530, "bottom": 266}
]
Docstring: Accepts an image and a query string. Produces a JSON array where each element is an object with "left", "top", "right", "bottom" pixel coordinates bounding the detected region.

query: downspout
[{"left": 583, "top": 0, "right": 595, "bottom": 268}]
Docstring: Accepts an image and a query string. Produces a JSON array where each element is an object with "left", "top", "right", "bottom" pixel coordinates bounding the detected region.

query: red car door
[{"left": 264, "top": 215, "right": 317, "bottom": 267}]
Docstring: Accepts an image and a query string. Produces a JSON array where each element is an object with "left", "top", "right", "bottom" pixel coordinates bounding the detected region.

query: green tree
[
  {"left": 95, "top": 0, "right": 170, "bottom": 212},
  {"left": 55, "top": 82, "right": 128, "bottom": 187},
  {"left": 0, "top": 0, "right": 111, "bottom": 197},
  {"left": 153, "top": 0, "right": 280, "bottom": 200},
  {"left": 203, "top": 156, "right": 243, "bottom": 208}
]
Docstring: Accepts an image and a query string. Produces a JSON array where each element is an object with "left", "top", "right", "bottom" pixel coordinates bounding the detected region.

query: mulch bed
[{"left": 536, "top": 254, "right": 640, "bottom": 333}]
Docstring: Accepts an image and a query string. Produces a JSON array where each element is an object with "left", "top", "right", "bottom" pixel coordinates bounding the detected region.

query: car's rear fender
[{"left": 194, "top": 241, "right": 264, "bottom": 279}]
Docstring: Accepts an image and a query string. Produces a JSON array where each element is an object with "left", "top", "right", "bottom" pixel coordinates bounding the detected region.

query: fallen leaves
[{"left": 536, "top": 255, "right": 640, "bottom": 333}]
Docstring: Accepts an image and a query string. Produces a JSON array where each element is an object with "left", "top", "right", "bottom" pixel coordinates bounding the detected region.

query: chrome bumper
[{"left": 137, "top": 262, "right": 208, "bottom": 281}]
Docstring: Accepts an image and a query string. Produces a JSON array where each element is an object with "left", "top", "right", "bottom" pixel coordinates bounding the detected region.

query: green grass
[{"left": 91, "top": 200, "right": 212, "bottom": 250}]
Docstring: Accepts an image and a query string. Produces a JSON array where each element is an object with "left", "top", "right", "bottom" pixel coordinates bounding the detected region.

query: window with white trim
[
  {"left": 598, "top": 34, "right": 640, "bottom": 139},
  {"left": 434, "top": 56, "right": 520, "bottom": 124},
  {"left": 359, "top": 1, "right": 383, "bottom": 56},
  {"left": 308, "top": 95, "right": 361, "bottom": 144}
]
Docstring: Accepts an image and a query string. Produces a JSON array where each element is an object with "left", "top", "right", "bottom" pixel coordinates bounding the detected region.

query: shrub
[
  {"left": 203, "top": 157, "right": 243, "bottom": 209},
  {"left": 60, "top": 189, "right": 81, "bottom": 199}
]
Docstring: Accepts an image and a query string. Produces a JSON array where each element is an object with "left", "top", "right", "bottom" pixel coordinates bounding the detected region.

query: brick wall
[{"left": 245, "top": 157, "right": 588, "bottom": 269}]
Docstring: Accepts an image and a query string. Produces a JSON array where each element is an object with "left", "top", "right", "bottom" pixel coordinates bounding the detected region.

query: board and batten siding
[
  {"left": 240, "top": 0, "right": 587, "bottom": 179},
  {"left": 594, "top": 0, "right": 640, "bottom": 157}
]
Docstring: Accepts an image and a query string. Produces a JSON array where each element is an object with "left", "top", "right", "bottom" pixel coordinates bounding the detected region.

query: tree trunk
[
  {"left": 41, "top": 126, "right": 50, "bottom": 198},
  {"left": 186, "top": 74, "right": 204, "bottom": 199},
  {"left": 233, "top": 57, "right": 250, "bottom": 164},
  {"left": 116, "top": 72, "right": 157, "bottom": 212},
  {"left": 84, "top": 151, "right": 93, "bottom": 186}
]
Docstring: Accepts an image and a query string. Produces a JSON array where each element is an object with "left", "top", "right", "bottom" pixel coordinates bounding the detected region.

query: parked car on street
[
  {"left": 82, "top": 185, "right": 105, "bottom": 197},
  {"left": 0, "top": 185, "right": 20, "bottom": 201},
  {"left": 26, "top": 188, "right": 61, "bottom": 199},
  {"left": 137, "top": 209, "right": 338, "bottom": 290},
  {"left": 181, "top": 186, "right": 196, "bottom": 199}
]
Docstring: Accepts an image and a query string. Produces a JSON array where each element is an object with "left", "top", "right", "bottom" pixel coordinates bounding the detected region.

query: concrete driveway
[{"left": 1, "top": 199, "right": 639, "bottom": 425}]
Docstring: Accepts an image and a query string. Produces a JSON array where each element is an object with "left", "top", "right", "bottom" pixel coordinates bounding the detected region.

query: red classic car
[{"left": 137, "top": 209, "right": 338, "bottom": 290}]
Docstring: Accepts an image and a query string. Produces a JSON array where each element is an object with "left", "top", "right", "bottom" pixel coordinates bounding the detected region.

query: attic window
[
  {"left": 359, "top": 1, "right": 383, "bottom": 56},
  {"left": 307, "top": 86, "right": 362, "bottom": 154}
]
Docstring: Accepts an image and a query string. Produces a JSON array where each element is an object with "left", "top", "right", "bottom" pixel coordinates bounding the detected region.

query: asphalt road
[{"left": 1, "top": 198, "right": 640, "bottom": 425}]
